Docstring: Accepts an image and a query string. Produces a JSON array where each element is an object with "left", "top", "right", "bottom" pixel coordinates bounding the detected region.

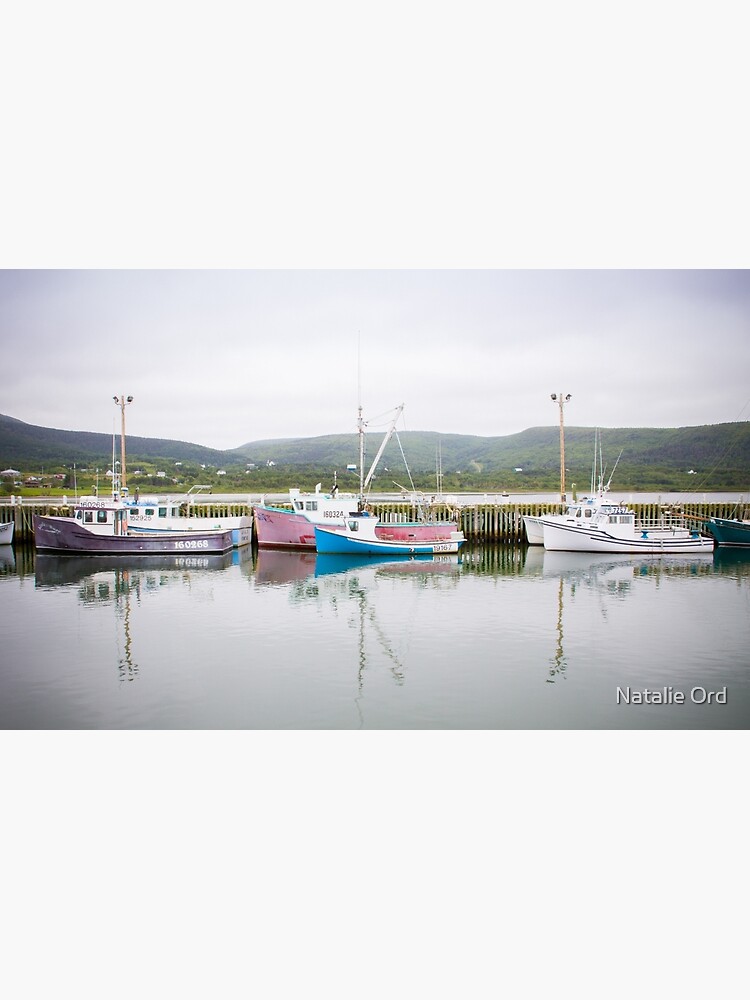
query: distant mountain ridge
[
  {"left": 2, "top": 413, "right": 749, "bottom": 487},
  {"left": 0, "top": 413, "right": 240, "bottom": 467}
]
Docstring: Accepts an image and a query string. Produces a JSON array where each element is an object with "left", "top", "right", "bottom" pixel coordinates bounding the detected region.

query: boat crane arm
[{"left": 362, "top": 403, "right": 405, "bottom": 493}]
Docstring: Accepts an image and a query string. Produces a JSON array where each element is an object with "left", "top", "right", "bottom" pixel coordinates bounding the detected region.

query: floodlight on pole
[
  {"left": 551, "top": 392, "right": 572, "bottom": 502},
  {"left": 113, "top": 394, "right": 134, "bottom": 490}
]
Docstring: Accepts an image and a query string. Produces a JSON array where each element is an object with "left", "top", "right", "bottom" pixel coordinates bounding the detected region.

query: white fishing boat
[
  {"left": 524, "top": 493, "right": 609, "bottom": 545},
  {"left": 0, "top": 520, "right": 13, "bottom": 545},
  {"left": 314, "top": 512, "right": 465, "bottom": 555},
  {"left": 532, "top": 431, "right": 713, "bottom": 553},
  {"left": 123, "top": 486, "right": 253, "bottom": 547},
  {"left": 540, "top": 501, "right": 713, "bottom": 553}
]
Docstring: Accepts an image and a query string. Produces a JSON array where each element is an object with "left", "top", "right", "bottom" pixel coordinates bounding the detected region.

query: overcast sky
[
  {"left": 2, "top": 7, "right": 748, "bottom": 453},
  {"left": 1, "top": 269, "right": 748, "bottom": 452}
]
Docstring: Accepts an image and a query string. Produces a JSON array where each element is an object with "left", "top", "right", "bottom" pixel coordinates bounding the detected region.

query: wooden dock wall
[{"left": 2, "top": 498, "right": 745, "bottom": 544}]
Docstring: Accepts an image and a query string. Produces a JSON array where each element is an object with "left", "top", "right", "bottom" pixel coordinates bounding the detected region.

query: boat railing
[{"left": 636, "top": 514, "right": 694, "bottom": 530}]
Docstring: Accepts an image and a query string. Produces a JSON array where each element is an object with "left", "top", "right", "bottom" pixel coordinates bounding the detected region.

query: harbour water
[{"left": 2, "top": 541, "right": 749, "bottom": 729}]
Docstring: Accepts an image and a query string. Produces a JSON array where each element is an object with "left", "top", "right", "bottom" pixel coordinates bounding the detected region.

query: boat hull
[
  {"left": 0, "top": 520, "right": 13, "bottom": 545},
  {"left": 253, "top": 505, "right": 317, "bottom": 549},
  {"left": 33, "top": 514, "right": 234, "bottom": 555},
  {"left": 254, "top": 503, "right": 460, "bottom": 550},
  {"left": 314, "top": 524, "right": 463, "bottom": 555},
  {"left": 128, "top": 516, "right": 253, "bottom": 547},
  {"left": 522, "top": 515, "right": 545, "bottom": 545},
  {"left": 704, "top": 517, "right": 750, "bottom": 548},
  {"left": 541, "top": 519, "right": 714, "bottom": 554}
]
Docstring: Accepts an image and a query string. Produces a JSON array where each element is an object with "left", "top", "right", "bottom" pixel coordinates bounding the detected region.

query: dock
[{"left": 1, "top": 497, "right": 741, "bottom": 545}]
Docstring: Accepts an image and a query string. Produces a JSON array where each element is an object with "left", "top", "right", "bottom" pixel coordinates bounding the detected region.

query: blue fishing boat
[{"left": 314, "top": 513, "right": 465, "bottom": 555}]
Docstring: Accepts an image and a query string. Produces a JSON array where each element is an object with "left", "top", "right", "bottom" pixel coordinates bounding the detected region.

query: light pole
[
  {"left": 551, "top": 392, "right": 571, "bottom": 502},
  {"left": 113, "top": 394, "right": 134, "bottom": 491}
]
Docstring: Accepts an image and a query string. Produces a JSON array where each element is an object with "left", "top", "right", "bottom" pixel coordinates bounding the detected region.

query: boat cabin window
[
  {"left": 159, "top": 507, "right": 168, "bottom": 518},
  {"left": 305, "top": 501, "right": 318, "bottom": 512},
  {"left": 584, "top": 509, "right": 593, "bottom": 518},
  {"left": 83, "top": 510, "right": 93, "bottom": 523},
  {"left": 144, "top": 508, "right": 156, "bottom": 517},
  {"left": 294, "top": 501, "right": 304, "bottom": 511},
  {"left": 348, "top": 519, "right": 360, "bottom": 532},
  {"left": 97, "top": 510, "right": 108, "bottom": 524}
]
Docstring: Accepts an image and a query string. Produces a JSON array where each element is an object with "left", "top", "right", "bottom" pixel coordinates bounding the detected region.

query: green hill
[
  {"left": 2, "top": 412, "right": 749, "bottom": 492},
  {"left": 0, "top": 413, "right": 242, "bottom": 467}
]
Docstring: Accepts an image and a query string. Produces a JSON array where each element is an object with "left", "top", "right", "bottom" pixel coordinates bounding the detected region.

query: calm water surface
[{"left": 1, "top": 542, "right": 749, "bottom": 729}]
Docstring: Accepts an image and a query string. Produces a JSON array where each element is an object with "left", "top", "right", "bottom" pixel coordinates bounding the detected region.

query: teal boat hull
[{"left": 705, "top": 517, "right": 750, "bottom": 548}]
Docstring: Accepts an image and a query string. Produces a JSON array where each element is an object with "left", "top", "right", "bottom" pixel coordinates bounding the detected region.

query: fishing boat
[
  {"left": 254, "top": 402, "right": 461, "bottom": 549},
  {"left": 33, "top": 509, "right": 233, "bottom": 555},
  {"left": 703, "top": 512, "right": 750, "bottom": 548},
  {"left": 539, "top": 501, "right": 713, "bottom": 554},
  {"left": 123, "top": 486, "right": 253, "bottom": 547},
  {"left": 33, "top": 488, "right": 233, "bottom": 556},
  {"left": 314, "top": 513, "right": 465, "bottom": 555},
  {"left": 524, "top": 493, "right": 609, "bottom": 545},
  {"left": 0, "top": 520, "right": 13, "bottom": 545}
]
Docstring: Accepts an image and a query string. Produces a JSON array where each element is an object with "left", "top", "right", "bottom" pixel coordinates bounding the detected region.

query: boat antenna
[
  {"left": 590, "top": 429, "right": 598, "bottom": 494},
  {"left": 111, "top": 426, "right": 119, "bottom": 500},
  {"left": 357, "top": 333, "right": 365, "bottom": 500},
  {"left": 605, "top": 449, "right": 623, "bottom": 492}
]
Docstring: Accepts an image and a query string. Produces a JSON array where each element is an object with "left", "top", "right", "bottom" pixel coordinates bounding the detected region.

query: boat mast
[
  {"left": 111, "top": 430, "right": 120, "bottom": 500},
  {"left": 362, "top": 404, "right": 405, "bottom": 493},
  {"left": 358, "top": 402, "right": 366, "bottom": 498},
  {"left": 356, "top": 334, "right": 365, "bottom": 499},
  {"left": 551, "top": 392, "right": 572, "bottom": 502}
]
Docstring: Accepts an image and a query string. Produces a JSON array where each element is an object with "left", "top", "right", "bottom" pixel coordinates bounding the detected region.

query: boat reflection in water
[
  {"left": 539, "top": 549, "right": 723, "bottom": 686},
  {"left": 0, "top": 546, "right": 16, "bottom": 575},
  {"left": 34, "top": 552, "right": 234, "bottom": 682},
  {"left": 14, "top": 543, "right": 748, "bottom": 729},
  {"left": 34, "top": 552, "right": 235, "bottom": 588},
  {"left": 252, "top": 548, "right": 318, "bottom": 586},
  {"left": 313, "top": 553, "right": 463, "bottom": 725},
  {"left": 711, "top": 546, "right": 750, "bottom": 577},
  {"left": 251, "top": 549, "right": 463, "bottom": 725},
  {"left": 314, "top": 552, "right": 462, "bottom": 578}
]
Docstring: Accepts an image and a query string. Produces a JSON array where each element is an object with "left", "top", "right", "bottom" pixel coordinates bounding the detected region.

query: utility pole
[
  {"left": 551, "top": 392, "right": 572, "bottom": 502},
  {"left": 113, "top": 394, "right": 134, "bottom": 490}
]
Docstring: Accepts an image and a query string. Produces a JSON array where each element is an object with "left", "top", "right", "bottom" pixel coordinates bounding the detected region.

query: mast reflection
[{"left": 547, "top": 576, "right": 567, "bottom": 683}]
